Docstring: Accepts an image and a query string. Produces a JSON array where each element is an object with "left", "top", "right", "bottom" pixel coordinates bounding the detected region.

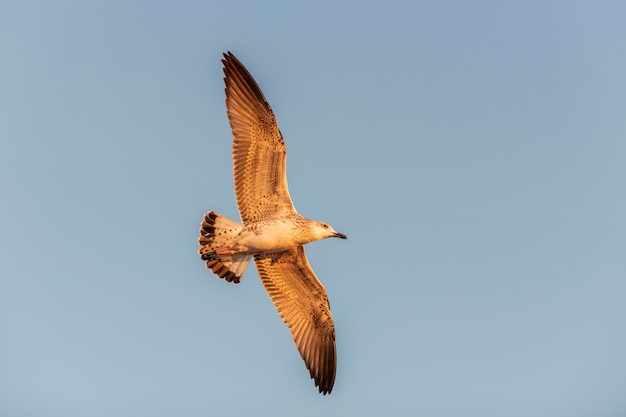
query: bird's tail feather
[{"left": 198, "top": 211, "right": 251, "bottom": 284}]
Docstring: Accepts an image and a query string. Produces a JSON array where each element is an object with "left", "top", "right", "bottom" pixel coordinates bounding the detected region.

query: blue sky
[{"left": 1, "top": 1, "right": 625, "bottom": 416}]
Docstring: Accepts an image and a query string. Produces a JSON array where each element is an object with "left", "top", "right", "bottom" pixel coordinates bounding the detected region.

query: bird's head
[{"left": 310, "top": 221, "right": 347, "bottom": 241}]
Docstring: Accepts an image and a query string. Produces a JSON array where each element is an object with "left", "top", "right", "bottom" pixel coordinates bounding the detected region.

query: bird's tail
[{"left": 198, "top": 211, "right": 251, "bottom": 284}]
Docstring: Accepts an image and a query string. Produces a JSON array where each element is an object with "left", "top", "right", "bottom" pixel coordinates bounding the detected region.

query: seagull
[{"left": 198, "top": 52, "right": 346, "bottom": 395}]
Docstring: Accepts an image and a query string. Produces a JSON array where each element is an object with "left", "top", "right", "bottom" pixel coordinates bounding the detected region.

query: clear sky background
[{"left": 1, "top": 1, "right": 625, "bottom": 416}]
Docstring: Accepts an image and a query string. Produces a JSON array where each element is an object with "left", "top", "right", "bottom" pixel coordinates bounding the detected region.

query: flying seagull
[{"left": 198, "top": 52, "right": 346, "bottom": 394}]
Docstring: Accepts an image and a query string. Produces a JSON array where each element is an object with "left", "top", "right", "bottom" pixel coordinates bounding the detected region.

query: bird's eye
[{"left": 322, "top": 224, "right": 328, "bottom": 228}]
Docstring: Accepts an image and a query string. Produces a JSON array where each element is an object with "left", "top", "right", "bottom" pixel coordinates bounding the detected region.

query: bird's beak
[{"left": 333, "top": 232, "right": 347, "bottom": 240}]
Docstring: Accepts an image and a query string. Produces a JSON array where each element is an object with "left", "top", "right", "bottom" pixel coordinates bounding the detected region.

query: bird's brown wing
[
  {"left": 254, "top": 246, "right": 336, "bottom": 394},
  {"left": 222, "top": 52, "right": 296, "bottom": 225}
]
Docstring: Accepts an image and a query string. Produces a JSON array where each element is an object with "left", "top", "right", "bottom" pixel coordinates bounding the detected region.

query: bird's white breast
[{"left": 237, "top": 217, "right": 307, "bottom": 254}]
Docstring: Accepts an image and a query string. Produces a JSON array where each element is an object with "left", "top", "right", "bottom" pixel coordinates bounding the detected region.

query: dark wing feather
[
  {"left": 254, "top": 246, "right": 336, "bottom": 394},
  {"left": 222, "top": 52, "right": 296, "bottom": 225}
]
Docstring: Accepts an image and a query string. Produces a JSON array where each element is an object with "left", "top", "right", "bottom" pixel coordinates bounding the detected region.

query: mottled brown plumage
[{"left": 197, "top": 52, "right": 346, "bottom": 394}]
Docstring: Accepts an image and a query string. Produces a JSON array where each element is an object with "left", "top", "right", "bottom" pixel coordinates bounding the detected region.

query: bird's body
[
  {"left": 198, "top": 52, "right": 346, "bottom": 394},
  {"left": 201, "top": 215, "right": 344, "bottom": 259}
]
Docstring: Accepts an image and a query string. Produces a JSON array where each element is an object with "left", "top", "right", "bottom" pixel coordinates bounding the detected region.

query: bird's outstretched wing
[
  {"left": 222, "top": 52, "right": 296, "bottom": 225},
  {"left": 254, "top": 246, "right": 336, "bottom": 394}
]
